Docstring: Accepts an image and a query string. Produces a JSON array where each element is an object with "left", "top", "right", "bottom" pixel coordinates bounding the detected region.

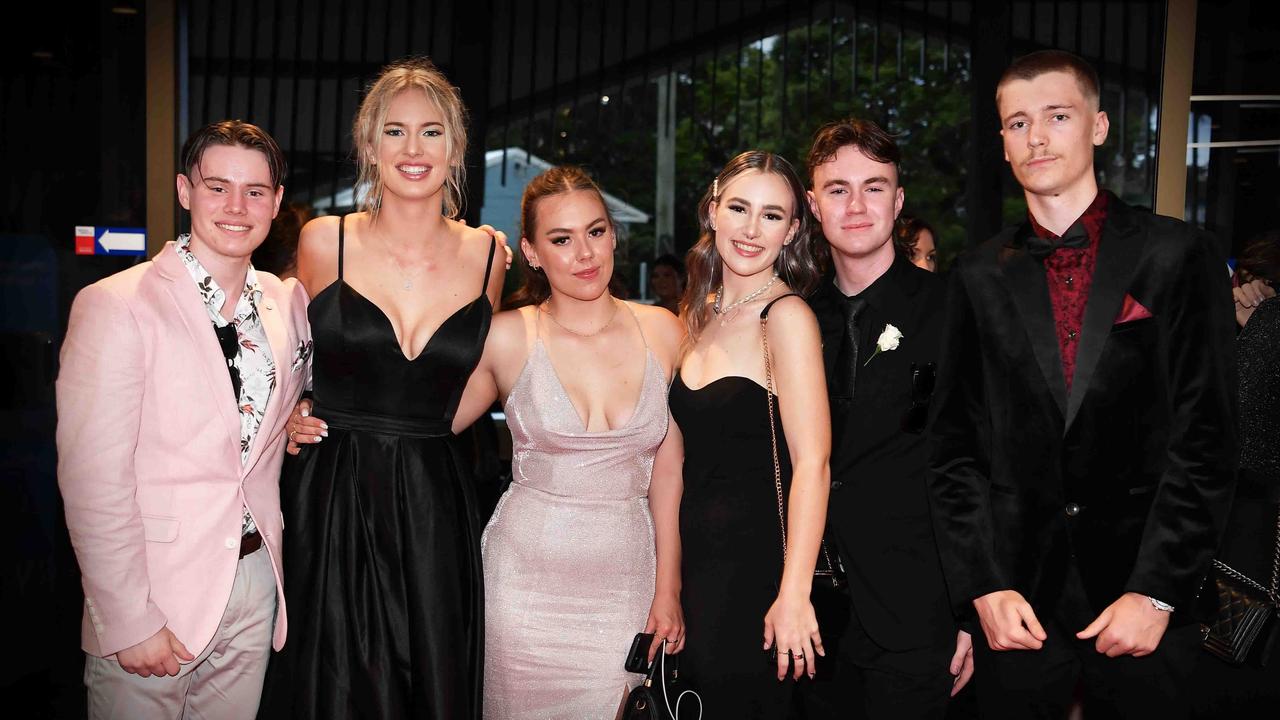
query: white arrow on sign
[{"left": 99, "top": 230, "right": 146, "bottom": 253}]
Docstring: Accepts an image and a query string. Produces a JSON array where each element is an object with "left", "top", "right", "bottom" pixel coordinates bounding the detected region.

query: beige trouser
[{"left": 84, "top": 546, "right": 277, "bottom": 720}]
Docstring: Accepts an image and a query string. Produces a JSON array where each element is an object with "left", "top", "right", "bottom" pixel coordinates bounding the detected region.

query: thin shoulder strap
[
  {"left": 620, "top": 300, "right": 650, "bottom": 350},
  {"left": 337, "top": 214, "right": 347, "bottom": 280},
  {"left": 760, "top": 292, "right": 800, "bottom": 320},
  {"left": 481, "top": 236, "right": 498, "bottom": 294}
]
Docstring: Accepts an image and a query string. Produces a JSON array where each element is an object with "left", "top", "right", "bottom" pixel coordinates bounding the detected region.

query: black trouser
[
  {"left": 796, "top": 605, "right": 954, "bottom": 720},
  {"left": 972, "top": 611, "right": 1203, "bottom": 720}
]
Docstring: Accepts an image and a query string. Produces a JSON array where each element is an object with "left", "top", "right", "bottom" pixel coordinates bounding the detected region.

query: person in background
[
  {"left": 251, "top": 201, "right": 314, "bottom": 280},
  {"left": 927, "top": 49, "right": 1236, "bottom": 719},
  {"left": 893, "top": 216, "right": 938, "bottom": 273},
  {"left": 650, "top": 253, "right": 686, "bottom": 314},
  {"left": 57, "top": 120, "right": 310, "bottom": 719},
  {"left": 1191, "top": 230, "right": 1280, "bottom": 718}
]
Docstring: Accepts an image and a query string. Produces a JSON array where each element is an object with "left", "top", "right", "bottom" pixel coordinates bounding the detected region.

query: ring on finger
[{"left": 288, "top": 430, "right": 297, "bottom": 442}]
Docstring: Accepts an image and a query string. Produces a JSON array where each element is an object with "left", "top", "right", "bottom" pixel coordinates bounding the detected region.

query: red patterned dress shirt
[{"left": 1028, "top": 191, "right": 1110, "bottom": 391}]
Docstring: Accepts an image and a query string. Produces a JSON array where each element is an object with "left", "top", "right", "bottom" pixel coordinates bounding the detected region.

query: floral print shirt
[{"left": 176, "top": 235, "right": 276, "bottom": 535}]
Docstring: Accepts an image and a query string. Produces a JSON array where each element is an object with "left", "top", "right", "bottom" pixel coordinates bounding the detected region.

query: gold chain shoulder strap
[
  {"left": 761, "top": 295, "right": 838, "bottom": 576},
  {"left": 761, "top": 308, "right": 788, "bottom": 560}
]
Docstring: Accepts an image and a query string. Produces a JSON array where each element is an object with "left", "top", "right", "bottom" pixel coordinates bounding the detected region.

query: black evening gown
[
  {"left": 669, "top": 298, "right": 798, "bottom": 719},
  {"left": 259, "top": 216, "right": 495, "bottom": 719}
]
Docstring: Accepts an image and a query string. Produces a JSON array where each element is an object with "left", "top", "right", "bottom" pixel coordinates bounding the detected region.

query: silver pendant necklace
[{"left": 378, "top": 233, "right": 425, "bottom": 291}]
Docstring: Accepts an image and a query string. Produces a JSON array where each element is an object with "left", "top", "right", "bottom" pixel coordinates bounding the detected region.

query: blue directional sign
[{"left": 75, "top": 226, "right": 147, "bottom": 256}]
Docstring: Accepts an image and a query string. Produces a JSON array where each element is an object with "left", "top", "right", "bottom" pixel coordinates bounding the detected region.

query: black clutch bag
[
  {"left": 622, "top": 639, "right": 701, "bottom": 720},
  {"left": 1200, "top": 506, "right": 1280, "bottom": 666}
]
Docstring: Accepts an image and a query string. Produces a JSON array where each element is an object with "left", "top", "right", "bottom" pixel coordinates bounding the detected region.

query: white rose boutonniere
[{"left": 864, "top": 324, "right": 903, "bottom": 366}]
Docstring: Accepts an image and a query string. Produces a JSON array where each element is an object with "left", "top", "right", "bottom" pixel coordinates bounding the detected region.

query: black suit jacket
[
  {"left": 810, "top": 257, "right": 954, "bottom": 652},
  {"left": 927, "top": 197, "right": 1237, "bottom": 629}
]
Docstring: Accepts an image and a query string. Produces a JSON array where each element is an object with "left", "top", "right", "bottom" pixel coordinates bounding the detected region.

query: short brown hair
[
  {"left": 353, "top": 56, "right": 469, "bottom": 220},
  {"left": 805, "top": 117, "right": 902, "bottom": 186},
  {"left": 997, "top": 49, "right": 1100, "bottom": 110},
  {"left": 181, "top": 120, "right": 287, "bottom": 188},
  {"left": 517, "top": 165, "right": 615, "bottom": 305}
]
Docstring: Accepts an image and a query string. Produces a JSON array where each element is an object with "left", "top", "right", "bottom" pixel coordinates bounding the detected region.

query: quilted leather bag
[{"left": 1201, "top": 507, "right": 1280, "bottom": 666}]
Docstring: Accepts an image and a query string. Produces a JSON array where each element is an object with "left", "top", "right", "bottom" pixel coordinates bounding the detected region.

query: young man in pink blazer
[{"left": 57, "top": 120, "right": 312, "bottom": 719}]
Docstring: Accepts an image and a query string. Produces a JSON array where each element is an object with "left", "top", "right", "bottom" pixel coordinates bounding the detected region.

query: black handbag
[
  {"left": 1201, "top": 505, "right": 1280, "bottom": 666},
  {"left": 622, "top": 639, "right": 702, "bottom": 720},
  {"left": 761, "top": 309, "right": 850, "bottom": 677}
]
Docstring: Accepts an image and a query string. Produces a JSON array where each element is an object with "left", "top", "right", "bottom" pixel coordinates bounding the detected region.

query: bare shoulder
[
  {"left": 761, "top": 293, "right": 817, "bottom": 328},
  {"left": 450, "top": 219, "right": 502, "bottom": 256},
  {"left": 297, "top": 214, "right": 341, "bottom": 253},
  {"left": 295, "top": 214, "right": 344, "bottom": 295},
  {"left": 490, "top": 305, "right": 531, "bottom": 339},
  {"left": 485, "top": 305, "right": 535, "bottom": 365},
  {"left": 629, "top": 302, "right": 685, "bottom": 357}
]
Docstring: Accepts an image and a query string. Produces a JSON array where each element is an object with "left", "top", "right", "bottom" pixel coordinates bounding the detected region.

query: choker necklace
[
  {"left": 544, "top": 297, "right": 620, "bottom": 338},
  {"left": 713, "top": 272, "right": 779, "bottom": 325}
]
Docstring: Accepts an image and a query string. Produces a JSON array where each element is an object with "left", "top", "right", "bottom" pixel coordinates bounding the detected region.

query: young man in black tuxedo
[
  {"left": 802, "top": 118, "right": 973, "bottom": 719},
  {"left": 927, "top": 50, "right": 1237, "bottom": 718}
]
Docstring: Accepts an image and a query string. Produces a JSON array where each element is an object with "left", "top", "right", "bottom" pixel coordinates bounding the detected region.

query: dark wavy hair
[
  {"left": 681, "top": 150, "right": 819, "bottom": 348},
  {"left": 893, "top": 215, "right": 935, "bottom": 262},
  {"left": 181, "top": 120, "right": 287, "bottom": 188},
  {"left": 1237, "top": 230, "right": 1280, "bottom": 285},
  {"left": 516, "top": 165, "right": 615, "bottom": 306}
]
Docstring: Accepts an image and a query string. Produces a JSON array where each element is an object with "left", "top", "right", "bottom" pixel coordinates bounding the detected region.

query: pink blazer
[{"left": 57, "top": 243, "right": 310, "bottom": 658}]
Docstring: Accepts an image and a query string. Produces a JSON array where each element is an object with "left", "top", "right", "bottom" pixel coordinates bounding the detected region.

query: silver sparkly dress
[{"left": 482, "top": 321, "right": 668, "bottom": 719}]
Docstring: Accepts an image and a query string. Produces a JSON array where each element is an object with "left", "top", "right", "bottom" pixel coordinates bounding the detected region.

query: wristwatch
[{"left": 1148, "top": 596, "right": 1175, "bottom": 612}]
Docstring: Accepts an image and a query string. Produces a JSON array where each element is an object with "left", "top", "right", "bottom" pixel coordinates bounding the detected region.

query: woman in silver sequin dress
[{"left": 449, "top": 166, "right": 688, "bottom": 719}]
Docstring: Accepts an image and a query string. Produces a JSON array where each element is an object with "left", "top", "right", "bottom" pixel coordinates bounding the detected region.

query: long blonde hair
[
  {"left": 681, "top": 151, "right": 820, "bottom": 349},
  {"left": 353, "top": 56, "right": 468, "bottom": 220}
]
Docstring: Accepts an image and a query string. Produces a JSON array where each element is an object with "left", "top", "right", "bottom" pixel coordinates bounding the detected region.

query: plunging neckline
[
  {"left": 313, "top": 278, "right": 491, "bottom": 362},
  {"left": 531, "top": 339, "right": 658, "bottom": 435}
]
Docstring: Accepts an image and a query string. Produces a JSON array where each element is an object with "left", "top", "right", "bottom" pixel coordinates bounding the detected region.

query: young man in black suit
[
  {"left": 927, "top": 50, "right": 1237, "bottom": 718},
  {"left": 802, "top": 118, "right": 973, "bottom": 719}
]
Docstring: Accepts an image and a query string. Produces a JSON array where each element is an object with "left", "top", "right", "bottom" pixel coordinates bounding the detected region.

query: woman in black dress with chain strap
[{"left": 670, "top": 151, "right": 831, "bottom": 718}]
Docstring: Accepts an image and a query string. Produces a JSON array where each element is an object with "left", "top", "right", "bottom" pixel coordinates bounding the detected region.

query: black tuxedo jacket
[
  {"left": 810, "top": 257, "right": 954, "bottom": 652},
  {"left": 927, "top": 197, "right": 1237, "bottom": 628}
]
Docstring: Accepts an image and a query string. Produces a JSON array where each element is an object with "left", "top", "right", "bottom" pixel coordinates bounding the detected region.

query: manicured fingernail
[
  {"left": 320, "top": 422, "right": 328, "bottom": 430},
  {"left": 313, "top": 436, "right": 322, "bottom": 442},
  {"left": 301, "top": 409, "right": 310, "bottom": 417},
  {"left": 320, "top": 430, "right": 328, "bottom": 437}
]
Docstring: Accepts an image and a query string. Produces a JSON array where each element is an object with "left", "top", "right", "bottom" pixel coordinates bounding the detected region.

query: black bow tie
[{"left": 1024, "top": 221, "right": 1089, "bottom": 261}]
